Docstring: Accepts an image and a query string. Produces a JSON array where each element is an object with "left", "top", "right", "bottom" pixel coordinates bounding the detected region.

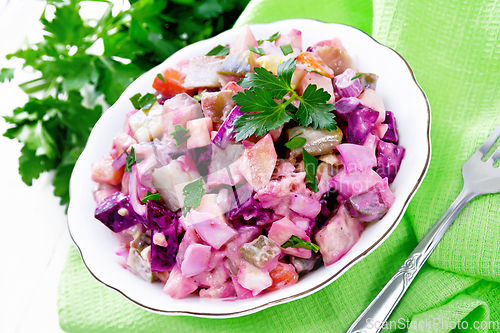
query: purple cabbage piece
[
  {"left": 376, "top": 141, "right": 405, "bottom": 183},
  {"left": 335, "top": 97, "right": 379, "bottom": 144},
  {"left": 381, "top": 111, "right": 399, "bottom": 144},
  {"left": 227, "top": 194, "right": 273, "bottom": 228},
  {"left": 212, "top": 106, "right": 243, "bottom": 149},
  {"left": 187, "top": 144, "right": 212, "bottom": 177},
  {"left": 346, "top": 187, "right": 389, "bottom": 222},
  {"left": 94, "top": 192, "right": 139, "bottom": 233},
  {"left": 146, "top": 201, "right": 179, "bottom": 272}
]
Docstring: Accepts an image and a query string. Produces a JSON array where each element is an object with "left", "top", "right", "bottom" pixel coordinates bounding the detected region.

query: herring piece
[{"left": 183, "top": 56, "right": 224, "bottom": 89}]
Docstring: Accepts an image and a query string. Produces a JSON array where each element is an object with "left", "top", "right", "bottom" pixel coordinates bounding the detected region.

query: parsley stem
[{"left": 281, "top": 91, "right": 298, "bottom": 111}]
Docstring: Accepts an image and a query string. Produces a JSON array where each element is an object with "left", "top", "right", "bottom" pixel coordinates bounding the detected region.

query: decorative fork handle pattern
[{"left": 346, "top": 187, "right": 477, "bottom": 333}]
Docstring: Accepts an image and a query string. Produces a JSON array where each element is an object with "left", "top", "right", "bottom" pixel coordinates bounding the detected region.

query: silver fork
[{"left": 347, "top": 123, "right": 500, "bottom": 333}]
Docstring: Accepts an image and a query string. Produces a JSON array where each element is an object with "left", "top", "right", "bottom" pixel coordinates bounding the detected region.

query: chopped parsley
[
  {"left": 129, "top": 92, "right": 157, "bottom": 111},
  {"left": 141, "top": 190, "right": 161, "bottom": 203},
  {"left": 156, "top": 73, "right": 166, "bottom": 82},
  {"left": 124, "top": 146, "right": 136, "bottom": 172},
  {"left": 206, "top": 45, "right": 230, "bottom": 56},
  {"left": 304, "top": 68, "right": 324, "bottom": 76},
  {"left": 302, "top": 148, "right": 319, "bottom": 192},
  {"left": 280, "top": 44, "right": 293, "bottom": 56},
  {"left": 282, "top": 235, "right": 320, "bottom": 253},
  {"left": 182, "top": 177, "right": 206, "bottom": 217},
  {"left": 248, "top": 46, "right": 265, "bottom": 56},
  {"left": 285, "top": 134, "right": 307, "bottom": 150},
  {"left": 232, "top": 58, "right": 336, "bottom": 141},
  {"left": 351, "top": 73, "right": 363, "bottom": 80},
  {"left": 267, "top": 31, "right": 281, "bottom": 42},
  {"left": 170, "top": 124, "right": 191, "bottom": 147}
]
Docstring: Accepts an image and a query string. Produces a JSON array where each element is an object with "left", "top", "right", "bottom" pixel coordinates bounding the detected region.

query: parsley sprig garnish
[
  {"left": 232, "top": 58, "right": 336, "bottom": 141},
  {"left": 129, "top": 92, "right": 157, "bottom": 111},
  {"left": 182, "top": 177, "right": 206, "bottom": 217},
  {"left": 282, "top": 235, "right": 320, "bottom": 253}
]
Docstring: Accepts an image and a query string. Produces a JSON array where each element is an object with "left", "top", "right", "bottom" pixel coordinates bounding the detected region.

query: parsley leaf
[
  {"left": 303, "top": 148, "right": 319, "bottom": 192},
  {"left": 182, "top": 177, "right": 206, "bottom": 217},
  {"left": 232, "top": 88, "right": 293, "bottom": 141},
  {"left": 206, "top": 44, "right": 230, "bottom": 56},
  {"left": 282, "top": 235, "right": 320, "bottom": 253},
  {"left": 295, "top": 84, "right": 336, "bottom": 130},
  {"left": 285, "top": 136, "right": 307, "bottom": 150},
  {"left": 124, "top": 146, "right": 136, "bottom": 172},
  {"left": 248, "top": 46, "right": 265, "bottom": 56},
  {"left": 170, "top": 124, "right": 191, "bottom": 146},
  {"left": 157, "top": 73, "right": 166, "bottom": 82},
  {"left": 141, "top": 190, "right": 161, "bottom": 203},
  {"left": 280, "top": 44, "right": 293, "bottom": 56},
  {"left": 267, "top": 32, "right": 281, "bottom": 42}
]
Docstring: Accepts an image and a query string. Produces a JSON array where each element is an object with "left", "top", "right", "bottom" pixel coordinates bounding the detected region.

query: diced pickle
[
  {"left": 127, "top": 232, "right": 155, "bottom": 282},
  {"left": 240, "top": 235, "right": 281, "bottom": 269},
  {"left": 287, "top": 126, "right": 343, "bottom": 158}
]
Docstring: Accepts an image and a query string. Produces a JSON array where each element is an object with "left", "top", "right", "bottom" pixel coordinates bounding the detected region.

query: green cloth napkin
[{"left": 58, "top": 0, "right": 500, "bottom": 331}]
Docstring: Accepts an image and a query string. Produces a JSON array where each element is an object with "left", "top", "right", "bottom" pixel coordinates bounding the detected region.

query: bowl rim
[{"left": 67, "top": 18, "right": 431, "bottom": 318}]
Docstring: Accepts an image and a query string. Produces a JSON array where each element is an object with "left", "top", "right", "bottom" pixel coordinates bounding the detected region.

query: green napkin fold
[{"left": 58, "top": 0, "right": 500, "bottom": 331}]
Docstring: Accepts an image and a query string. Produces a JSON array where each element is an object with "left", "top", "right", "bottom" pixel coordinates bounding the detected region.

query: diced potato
[
  {"left": 297, "top": 72, "right": 334, "bottom": 103},
  {"left": 189, "top": 210, "right": 238, "bottom": 250},
  {"left": 180, "top": 243, "right": 211, "bottom": 277},
  {"left": 237, "top": 261, "right": 272, "bottom": 296},
  {"left": 183, "top": 56, "right": 224, "bottom": 89},
  {"left": 163, "top": 265, "right": 198, "bottom": 299},
  {"left": 161, "top": 93, "right": 203, "bottom": 135},
  {"left": 128, "top": 102, "right": 164, "bottom": 142},
  {"left": 186, "top": 118, "right": 213, "bottom": 149},
  {"left": 256, "top": 55, "right": 284, "bottom": 75}
]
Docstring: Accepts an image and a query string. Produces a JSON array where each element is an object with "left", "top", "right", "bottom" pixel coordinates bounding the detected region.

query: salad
[{"left": 91, "top": 26, "right": 405, "bottom": 299}]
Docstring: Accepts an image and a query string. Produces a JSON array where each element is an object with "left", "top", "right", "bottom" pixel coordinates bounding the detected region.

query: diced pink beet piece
[
  {"left": 315, "top": 205, "right": 363, "bottom": 265},
  {"left": 275, "top": 29, "right": 302, "bottom": 51},
  {"left": 180, "top": 244, "right": 211, "bottom": 277},
  {"left": 298, "top": 72, "right": 334, "bottom": 103},
  {"left": 231, "top": 276, "right": 254, "bottom": 299},
  {"left": 269, "top": 125, "right": 284, "bottom": 141},
  {"left": 237, "top": 261, "right": 272, "bottom": 296},
  {"left": 359, "top": 88, "right": 386, "bottom": 124},
  {"left": 336, "top": 143, "right": 377, "bottom": 174},
  {"left": 238, "top": 133, "right": 277, "bottom": 191},
  {"left": 289, "top": 193, "right": 322, "bottom": 219},
  {"left": 372, "top": 123, "right": 389, "bottom": 139},
  {"left": 186, "top": 117, "right": 213, "bottom": 149},
  {"left": 91, "top": 155, "right": 124, "bottom": 186},
  {"left": 110, "top": 131, "right": 137, "bottom": 159},
  {"left": 230, "top": 26, "right": 258, "bottom": 54},
  {"left": 193, "top": 257, "right": 228, "bottom": 288},
  {"left": 163, "top": 265, "right": 198, "bottom": 299},
  {"left": 95, "top": 189, "right": 118, "bottom": 204},
  {"left": 190, "top": 210, "right": 238, "bottom": 250},
  {"left": 199, "top": 280, "right": 236, "bottom": 299},
  {"left": 331, "top": 169, "right": 384, "bottom": 199},
  {"left": 176, "top": 227, "right": 201, "bottom": 267},
  {"left": 268, "top": 217, "right": 312, "bottom": 259}
]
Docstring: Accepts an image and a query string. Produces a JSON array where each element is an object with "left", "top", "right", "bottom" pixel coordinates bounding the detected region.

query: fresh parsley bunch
[
  {"left": 232, "top": 58, "right": 336, "bottom": 142},
  {"left": 1, "top": 0, "right": 249, "bottom": 207}
]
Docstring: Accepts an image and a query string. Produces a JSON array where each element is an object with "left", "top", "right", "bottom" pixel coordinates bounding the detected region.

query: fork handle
[{"left": 346, "top": 188, "right": 476, "bottom": 333}]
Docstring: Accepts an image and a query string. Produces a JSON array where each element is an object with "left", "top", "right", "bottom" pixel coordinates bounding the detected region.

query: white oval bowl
[{"left": 68, "top": 18, "right": 431, "bottom": 318}]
